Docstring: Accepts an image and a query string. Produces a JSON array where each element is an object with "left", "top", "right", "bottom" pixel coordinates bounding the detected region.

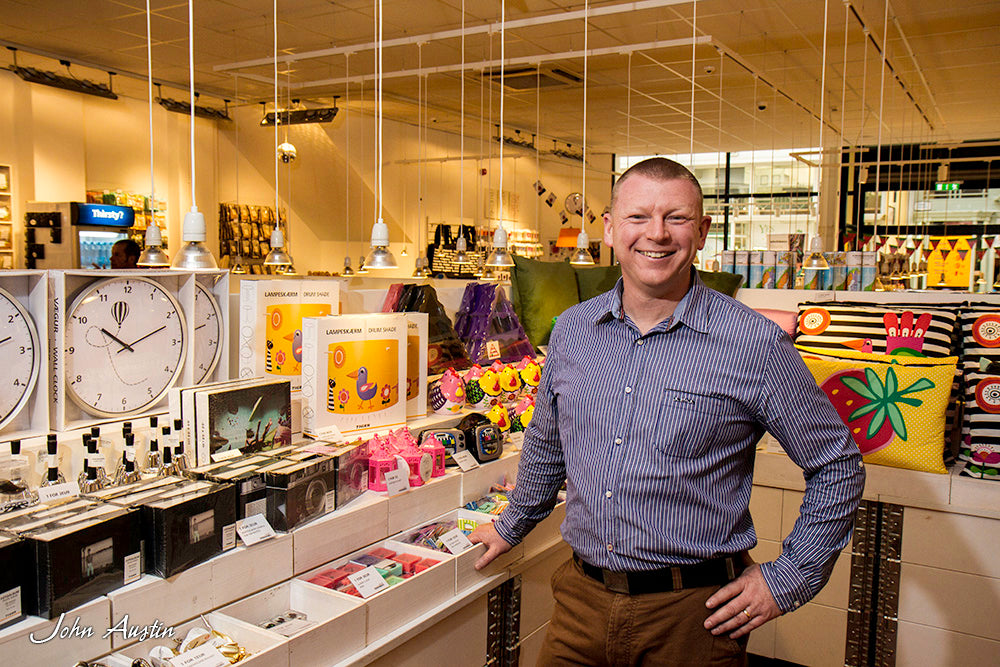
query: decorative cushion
[
  {"left": 754, "top": 308, "right": 798, "bottom": 336},
  {"left": 957, "top": 306, "right": 1000, "bottom": 479},
  {"left": 795, "top": 302, "right": 958, "bottom": 357},
  {"left": 797, "top": 345, "right": 956, "bottom": 474},
  {"left": 574, "top": 264, "right": 621, "bottom": 302},
  {"left": 697, "top": 269, "right": 743, "bottom": 297},
  {"left": 509, "top": 255, "right": 580, "bottom": 348}
]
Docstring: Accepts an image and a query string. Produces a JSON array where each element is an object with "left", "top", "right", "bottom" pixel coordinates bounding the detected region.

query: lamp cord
[
  {"left": 274, "top": 0, "right": 279, "bottom": 227},
  {"left": 581, "top": 0, "right": 587, "bottom": 233},
  {"left": 146, "top": 0, "right": 155, "bottom": 217},
  {"left": 188, "top": 0, "right": 196, "bottom": 210}
]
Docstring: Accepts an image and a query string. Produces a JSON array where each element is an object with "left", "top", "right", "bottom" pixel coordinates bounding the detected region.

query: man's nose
[{"left": 646, "top": 216, "right": 672, "bottom": 241}]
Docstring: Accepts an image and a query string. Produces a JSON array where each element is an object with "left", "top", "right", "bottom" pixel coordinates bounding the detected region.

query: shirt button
[
  {"left": 624, "top": 386, "right": 632, "bottom": 394},
  {"left": 606, "top": 543, "right": 614, "bottom": 551},
  {"left": 605, "top": 490, "right": 612, "bottom": 498},
  {"left": 614, "top": 437, "right": 622, "bottom": 445},
  {"left": 636, "top": 339, "right": 644, "bottom": 346},
  {"left": 793, "top": 600, "right": 800, "bottom": 608}
]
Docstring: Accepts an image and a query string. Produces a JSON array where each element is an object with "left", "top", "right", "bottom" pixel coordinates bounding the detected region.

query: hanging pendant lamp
[
  {"left": 172, "top": 0, "right": 217, "bottom": 269},
  {"left": 569, "top": 1, "right": 594, "bottom": 267},
  {"left": 137, "top": 0, "right": 169, "bottom": 268},
  {"left": 364, "top": 0, "right": 397, "bottom": 270},
  {"left": 485, "top": 0, "right": 514, "bottom": 269},
  {"left": 263, "top": 0, "right": 292, "bottom": 271}
]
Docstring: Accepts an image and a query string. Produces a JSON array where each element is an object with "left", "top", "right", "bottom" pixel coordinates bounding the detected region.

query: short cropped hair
[
  {"left": 113, "top": 238, "right": 141, "bottom": 261},
  {"left": 609, "top": 157, "right": 704, "bottom": 214}
]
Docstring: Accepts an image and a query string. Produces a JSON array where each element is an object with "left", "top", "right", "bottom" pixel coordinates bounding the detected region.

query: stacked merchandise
[
  {"left": 454, "top": 282, "right": 534, "bottom": 365},
  {"left": 218, "top": 203, "right": 284, "bottom": 274},
  {"left": 382, "top": 283, "right": 472, "bottom": 373}
]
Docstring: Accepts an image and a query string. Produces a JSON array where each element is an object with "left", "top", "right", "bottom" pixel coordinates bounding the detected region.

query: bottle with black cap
[
  {"left": 144, "top": 416, "right": 162, "bottom": 475},
  {"left": 40, "top": 434, "right": 66, "bottom": 487},
  {"left": 114, "top": 433, "right": 141, "bottom": 486},
  {"left": 1, "top": 439, "right": 33, "bottom": 509},
  {"left": 173, "top": 418, "right": 189, "bottom": 471},
  {"left": 79, "top": 434, "right": 107, "bottom": 493},
  {"left": 77, "top": 433, "right": 92, "bottom": 489},
  {"left": 159, "top": 443, "right": 179, "bottom": 477}
]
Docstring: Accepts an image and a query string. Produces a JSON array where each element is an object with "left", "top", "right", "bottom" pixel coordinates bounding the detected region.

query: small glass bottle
[
  {"left": 144, "top": 416, "right": 162, "bottom": 475},
  {"left": 173, "top": 419, "right": 189, "bottom": 471},
  {"left": 40, "top": 434, "right": 66, "bottom": 487}
]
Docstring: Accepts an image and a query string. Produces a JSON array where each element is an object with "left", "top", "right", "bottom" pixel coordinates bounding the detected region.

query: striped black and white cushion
[
  {"left": 958, "top": 306, "right": 1000, "bottom": 480},
  {"left": 794, "top": 302, "right": 958, "bottom": 357}
]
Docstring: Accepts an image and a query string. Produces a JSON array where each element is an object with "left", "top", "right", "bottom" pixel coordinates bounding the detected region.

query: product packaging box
[
  {"left": 404, "top": 313, "right": 429, "bottom": 419},
  {"left": 88, "top": 476, "right": 237, "bottom": 578},
  {"left": 0, "top": 499, "right": 142, "bottom": 618},
  {"left": 261, "top": 457, "right": 339, "bottom": 532},
  {"left": 300, "top": 314, "right": 408, "bottom": 437},
  {"left": 186, "top": 453, "right": 280, "bottom": 520},
  {"left": 256, "top": 439, "right": 369, "bottom": 510},
  {"left": 239, "top": 278, "right": 341, "bottom": 391},
  {"left": 192, "top": 378, "right": 293, "bottom": 465},
  {"left": 0, "top": 534, "right": 36, "bottom": 627}
]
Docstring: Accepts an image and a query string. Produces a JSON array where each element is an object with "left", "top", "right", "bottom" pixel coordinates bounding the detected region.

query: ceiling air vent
[{"left": 482, "top": 66, "right": 582, "bottom": 91}]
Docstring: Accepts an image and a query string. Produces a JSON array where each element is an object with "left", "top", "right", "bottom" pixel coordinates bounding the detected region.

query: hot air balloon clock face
[{"left": 64, "top": 277, "right": 187, "bottom": 417}]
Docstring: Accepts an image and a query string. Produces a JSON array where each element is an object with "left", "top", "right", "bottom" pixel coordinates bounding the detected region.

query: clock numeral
[
  {"left": 67, "top": 346, "right": 75, "bottom": 354},
  {"left": 77, "top": 316, "right": 88, "bottom": 324},
  {"left": 13, "top": 378, "right": 20, "bottom": 386},
  {"left": 123, "top": 285, "right": 132, "bottom": 294},
  {"left": 148, "top": 387, "right": 154, "bottom": 396},
  {"left": 99, "top": 294, "right": 108, "bottom": 302},
  {"left": 172, "top": 339, "right": 178, "bottom": 346},
  {"left": 164, "top": 366, "right": 171, "bottom": 372},
  {"left": 75, "top": 375, "right": 82, "bottom": 383},
  {"left": 18, "top": 346, "right": 25, "bottom": 354},
  {"left": 7, "top": 314, "right": 15, "bottom": 323}
]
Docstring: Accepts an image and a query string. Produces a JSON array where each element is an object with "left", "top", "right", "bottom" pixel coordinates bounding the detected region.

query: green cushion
[
  {"left": 574, "top": 264, "right": 622, "bottom": 302},
  {"left": 697, "top": 269, "right": 743, "bottom": 296},
  {"left": 510, "top": 255, "right": 580, "bottom": 347}
]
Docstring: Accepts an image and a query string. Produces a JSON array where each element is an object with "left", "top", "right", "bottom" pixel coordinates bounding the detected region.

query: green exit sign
[{"left": 935, "top": 182, "right": 961, "bottom": 191}]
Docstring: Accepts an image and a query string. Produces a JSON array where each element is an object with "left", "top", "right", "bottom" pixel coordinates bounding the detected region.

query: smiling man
[{"left": 470, "top": 157, "right": 865, "bottom": 665}]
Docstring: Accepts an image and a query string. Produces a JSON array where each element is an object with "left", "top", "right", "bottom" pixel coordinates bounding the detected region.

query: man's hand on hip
[
  {"left": 468, "top": 523, "right": 514, "bottom": 570},
  {"left": 703, "top": 563, "right": 783, "bottom": 639}
]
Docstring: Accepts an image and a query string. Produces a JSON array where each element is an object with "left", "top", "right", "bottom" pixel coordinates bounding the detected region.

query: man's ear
[
  {"left": 603, "top": 212, "right": 615, "bottom": 248},
  {"left": 697, "top": 215, "right": 712, "bottom": 250}
]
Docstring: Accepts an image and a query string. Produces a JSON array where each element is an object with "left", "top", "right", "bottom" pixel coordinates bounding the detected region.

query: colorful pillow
[
  {"left": 797, "top": 345, "right": 957, "bottom": 474},
  {"left": 957, "top": 306, "right": 1000, "bottom": 479},
  {"left": 794, "top": 302, "right": 958, "bottom": 357},
  {"left": 574, "top": 264, "right": 621, "bottom": 302},
  {"left": 509, "top": 255, "right": 580, "bottom": 348},
  {"left": 697, "top": 269, "right": 743, "bottom": 297}
]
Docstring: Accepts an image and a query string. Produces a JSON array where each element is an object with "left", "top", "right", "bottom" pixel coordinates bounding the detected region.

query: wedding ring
[{"left": 742, "top": 608, "right": 752, "bottom": 620}]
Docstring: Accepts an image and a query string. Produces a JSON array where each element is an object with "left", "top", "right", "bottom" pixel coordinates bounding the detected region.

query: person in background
[
  {"left": 469, "top": 157, "right": 865, "bottom": 665},
  {"left": 110, "top": 239, "right": 140, "bottom": 269}
]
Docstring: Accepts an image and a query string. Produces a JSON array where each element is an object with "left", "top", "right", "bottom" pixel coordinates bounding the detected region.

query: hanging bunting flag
[
  {"left": 984, "top": 236, "right": 996, "bottom": 249},
  {"left": 843, "top": 233, "right": 857, "bottom": 249},
  {"left": 905, "top": 246, "right": 917, "bottom": 258},
  {"left": 861, "top": 234, "right": 873, "bottom": 249}
]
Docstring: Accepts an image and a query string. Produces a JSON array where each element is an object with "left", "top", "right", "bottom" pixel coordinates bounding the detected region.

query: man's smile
[{"left": 637, "top": 250, "right": 674, "bottom": 259}]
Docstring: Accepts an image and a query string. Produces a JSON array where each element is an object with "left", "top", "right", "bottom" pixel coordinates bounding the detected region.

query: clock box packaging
[
  {"left": 192, "top": 378, "right": 293, "bottom": 465},
  {"left": 404, "top": 313, "right": 429, "bottom": 419},
  {"left": 169, "top": 376, "right": 261, "bottom": 452},
  {"left": 238, "top": 278, "right": 341, "bottom": 391},
  {"left": 189, "top": 271, "right": 230, "bottom": 385},
  {"left": 0, "top": 270, "right": 49, "bottom": 440},
  {"left": 186, "top": 454, "right": 279, "bottom": 520},
  {"left": 0, "top": 534, "right": 36, "bottom": 628},
  {"left": 89, "top": 476, "right": 237, "bottom": 578},
  {"left": 2, "top": 500, "right": 142, "bottom": 619},
  {"left": 48, "top": 270, "right": 192, "bottom": 432},
  {"left": 300, "top": 313, "right": 408, "bottom": 438},
  {"left": 260, "top": 456, "right": 339, "bottom": 531}
]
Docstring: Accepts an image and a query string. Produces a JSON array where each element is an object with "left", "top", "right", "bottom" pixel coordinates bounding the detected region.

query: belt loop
[
  {"left": 725, "top": 558, "right": 736, "bottom": 581},
  {"left": 671, "top": 567, "right": 683, "bottom": 591}
]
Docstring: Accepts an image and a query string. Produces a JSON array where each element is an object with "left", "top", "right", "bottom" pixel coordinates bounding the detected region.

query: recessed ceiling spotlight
[{"left": 703, "top": 64, "right": 716, "bottom": 74}]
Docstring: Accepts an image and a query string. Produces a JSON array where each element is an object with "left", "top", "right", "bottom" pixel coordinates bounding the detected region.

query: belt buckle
[{"left": 602, "top": 570, "right": 630, "bottom": 594}]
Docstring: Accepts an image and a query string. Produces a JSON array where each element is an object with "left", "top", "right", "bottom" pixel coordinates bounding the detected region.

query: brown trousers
[{"left": 536, "top": 558, "right": 748, "bottom": 667}]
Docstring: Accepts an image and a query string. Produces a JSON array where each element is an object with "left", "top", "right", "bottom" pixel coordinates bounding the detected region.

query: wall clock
[
  {"left": 0, "top": 285, "right": 41, "bottom": 430},
  {"left": 64, "top": 276, "right": 187, "bottom": 418},
  {"left": 193, "top": 282, "right": 223, "bottom": 384}
]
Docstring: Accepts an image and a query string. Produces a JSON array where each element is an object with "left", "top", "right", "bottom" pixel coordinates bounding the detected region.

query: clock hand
[
  {"left": 100, "top": 328, "right": 135, "bottom": 353},
  {"left": 0, "top": 336, "right": 11, "bottom": 345},
  {"left": 116, "top": 325, "right": 167, "bottom": 354},
  {"left": 195, "top": 324, "right": 206, "bottom": 331}
]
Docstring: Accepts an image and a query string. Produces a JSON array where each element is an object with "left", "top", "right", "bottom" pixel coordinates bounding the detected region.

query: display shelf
[
  {"left": 386, "top": 470, "right": 463, "bottom": 534},
  {"left": 459, "top": 447, "right": 520, "bottom": 505},
  {"left": 292, "top": 493, "right": 389, "bottom": 575},
  {"left": 220, "top": 579, "right": 366, "bottom": 667},
  {"left": 0, "top": 595, "right": 111, "bottom": 665}
]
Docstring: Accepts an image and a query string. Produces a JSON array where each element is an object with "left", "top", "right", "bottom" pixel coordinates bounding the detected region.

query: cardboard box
[
  {"left": 404, "top": 312, "right": 428, "bottom": 419},
  {"left": 261, "top": 457, "right": 339, "bottom": 532},
  {"left": 192, "top": 378, "right": 292, "bottom": 465},
  {"left": 300, "top": 314, "right": 408, "bottom": 437},
  {"left": 239, "top": 278, "right": 341, "bottom": 391},
  {"left": 0, "top": 535, "right": 35, "bottom": 628},
  {"left": 187, "top": 454, "right": 280, "bottom": 519}
]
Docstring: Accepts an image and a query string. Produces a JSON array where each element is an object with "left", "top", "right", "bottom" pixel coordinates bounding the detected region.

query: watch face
[
  {"left": 64, "top": 276, "right": 188, "bottom": 418},
  {"left": 193, "top": 282, "right": 223, "bottom": 384},
  {"left": 0, "top": 286, "right": 41, "bottom": 430}
]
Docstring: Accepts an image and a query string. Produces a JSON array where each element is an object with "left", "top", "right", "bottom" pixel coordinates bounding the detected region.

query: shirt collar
[{"left": 593, "top": 268, "right": 711, "bottom": 335}]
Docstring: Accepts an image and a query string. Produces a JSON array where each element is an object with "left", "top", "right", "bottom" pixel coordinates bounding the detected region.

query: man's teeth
[{"left": 638, "top": 250, "right": 671, "bottom": 258}]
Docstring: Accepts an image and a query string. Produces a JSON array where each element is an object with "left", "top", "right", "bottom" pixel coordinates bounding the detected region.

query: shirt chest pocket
[{"left": 654, "top": 389, "right": 742, "bottom": 458}]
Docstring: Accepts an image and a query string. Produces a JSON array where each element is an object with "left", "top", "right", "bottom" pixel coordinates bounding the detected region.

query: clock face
[
  {"left": 64, "top": 276, "right": 187, "bottom": 418},
  {"left": 193, "top": 282, "right": 223, "bottom": 384},
  {"left": 0, "top": 286, "right": 41, "bottom": 430}
]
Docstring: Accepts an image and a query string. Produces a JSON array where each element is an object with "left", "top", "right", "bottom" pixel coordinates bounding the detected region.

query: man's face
[
  {"left": 110, "top": 244, "right": 133, "bottom": 269},
  {"left": 603, "top": 174, "right": 711, "bottom": 302}
]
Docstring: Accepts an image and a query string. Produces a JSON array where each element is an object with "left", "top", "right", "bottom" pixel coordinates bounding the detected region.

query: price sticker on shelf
[
  {"left": 451, "top": 450, "right": 480, "bottom": 471},
  {"left": 440, "top": 528, "right": 475, "bottom": 554},
  {"left": 348, "top": 566, "right": 390, "bottom": 598},
  {"left": 486, "top": 340, "right": 502, "bottom": 360},
  {"left": 315, "top": 424, "right": 345, "bottom": 442},
  {"left": 0, "top": 587, "right": 21, "bottom": 626},
  {"left": 222, "top": 524, "right": 237, "bottom": 551},
  {"left": 169, "top": 643, "right": 229, "bottom": 667},
  {"left": 123, "top": 552, "right": 142, "bottom": 585},
  {"left": 236, "top": 514, "right": 276, "bottom": 546},
  {"left": 210, "top": 449, "right": 242, "bottom": 463},
  {"left": 38, "top": 481, "right": 80, "bottom": 504},
  {"left": 508, "top": 432, "right": 525, "bottom": 449},
  {"left": 384, "top": 468, "right": 410, "bottom": 496}
]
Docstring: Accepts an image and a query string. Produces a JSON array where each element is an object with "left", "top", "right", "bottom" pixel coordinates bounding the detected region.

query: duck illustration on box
[{"left": 266, "top": 303, "right": 332, "bottom": 374}]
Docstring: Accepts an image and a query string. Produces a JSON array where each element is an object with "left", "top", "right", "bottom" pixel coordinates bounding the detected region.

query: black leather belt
[{"left": 573, "top": 552, "right": 747, "bottom": 595}]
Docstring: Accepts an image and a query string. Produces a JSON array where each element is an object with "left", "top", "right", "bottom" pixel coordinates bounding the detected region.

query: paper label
[
  {"left": 315, "top": 424, "right": 344, "bottom": 442},
  {"left": 38, "top": 481, "right": 80, "bottom": 504},
  {"left": 170, "top": 644, "right": 230, "bottom": 667},
  {"left": 123, "top": 552, "right": 141, "bottom": 585},
  {"left": 508, "top": 432, "right": 525, "bottom": 448},
  {"left": 486, "top": 340, "right": 502, "bottom": 360},
  {"left": 383, "top": 468, "right": 410, "bottom": 496},
  {"left": 324, "top": 490, "right": 336, "bottom": 514},
  {"left": 451, "top": 450, "right": 480, "bottom": 471},
  {"left": 269, "top": 617, "right": 315, "bottom": 637},
  {"left": 244, "top": 498, "right": 267, "bottom": 519},
  {"left": 236, "top": 514, "right": 276, "bottom": 546},
  {"left": 0, "top": 587, "right": 20, "bottom": 625},
  {"left": 210, "top": 449, "right": 243, "bottom": 463},
  {"left": 222, "top": 523, "right": 237, "bottom": 551},
  {"left": 347, "top": 566, "right": 389, "bottom": 598},
  {"left": 90, "top": 454, "right": 106, "bottom": 469},
  {"left": 440, "top": 528, "right": 475, "bottom": 554}
]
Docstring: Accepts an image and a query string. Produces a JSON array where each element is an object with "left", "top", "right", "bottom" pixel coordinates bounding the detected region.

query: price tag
[
  {"left": 38, "top": 481, "right": 80, "bottom": 504},
  {"left": 451, "top": 450, "right": 480, "bottom": 471},
  {"left": 270, "top": 616, "right": 316, "bottom": 637},
  {"left": 170, "top": 643, "right": 229, "bottom": 667},
  {"left": 508, "top": 432, "right": 525, "bottom": 449},
  {"left": 315, "top": 424, "right": 344, "bottom": 442},
  {"left": 486, "top": 340, "right": 502, "bottom": 360},
  {"left": 324, "top": 490, "right": 337, "bottom": 514},
  {"left": 222, "top": 524, "right": 237, "bottom": 551},
  {"left": 236, "top": 514, "right": 276, "bottom": 546},
  {"left": 0, "top": 587, "right": 21, "bottom": 626},
  {"left": 347, "top": 566, "right": 389, "bottom": 598},
  {"left": 123, "top": 552, "right": 142, "bottom": 585},
  {"left": 90, "top": 454, "right": 106, "bottom": 469},
  {"left": 210, "top": 449, "right": 242, "bottom": 463},
  {"left": 244, "top": 498, "right": 267, "bottom": 519},
  {"left": 440, "top": 528, "right": 475, "bottom": 554},
  {"left": 383, "top": 468, "right": 410, "bottom": 496}
]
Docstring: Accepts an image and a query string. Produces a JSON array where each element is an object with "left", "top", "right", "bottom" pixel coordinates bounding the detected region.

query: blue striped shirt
[{"left": 494, "top": 272, "right": 865, "bottom": 612}]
